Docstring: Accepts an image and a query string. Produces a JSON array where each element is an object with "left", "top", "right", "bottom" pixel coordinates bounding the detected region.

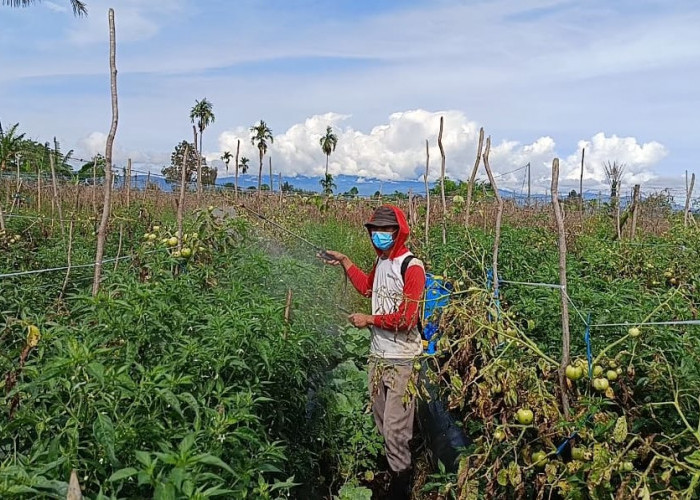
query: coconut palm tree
[
  {"left": 221, "top": 151, "right": 232, "bottom": 172},
  {"left": 238, "top": 157, "right": 250, "bottom": 175},
  {"left": 236, "top": 156, "right": 249, "bottom": 197},
  {"left": 3, "top": 0, "right": 87, "bottom": 16},
  {"left": 250, "top": 120, "right": 273, "bottom": 193},
  {"left": 190, "top": 98, "right": 215, "bottom": 194},
  {"left": 319, "top": 125, "right": 338, "bottom": 179},
  {"left": 320, "top": 173, "right": 336, "bottom": 195}
]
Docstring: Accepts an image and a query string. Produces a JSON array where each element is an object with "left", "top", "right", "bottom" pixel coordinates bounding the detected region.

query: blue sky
[{"left": 1, "top": 0, "right": 699, "bottom": 194}]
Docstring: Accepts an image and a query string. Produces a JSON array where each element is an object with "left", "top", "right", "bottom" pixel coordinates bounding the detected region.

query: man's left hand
[{"left": 348, "top": 313, "right": 373, "bottom": 328}]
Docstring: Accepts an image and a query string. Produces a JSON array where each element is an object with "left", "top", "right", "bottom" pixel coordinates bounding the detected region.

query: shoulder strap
[{"left": 400, "top": 254, "right": 415, "bottom": 281}]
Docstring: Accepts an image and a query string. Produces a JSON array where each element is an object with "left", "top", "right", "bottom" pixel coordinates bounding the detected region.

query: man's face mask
[{"left": 371, "top": 231, "right": 395, "bottom": 250}]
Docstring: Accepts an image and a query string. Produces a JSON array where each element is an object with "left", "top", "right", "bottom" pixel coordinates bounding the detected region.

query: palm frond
[{"left": 3, "top": 0, "right": 87, "bottom": 16}]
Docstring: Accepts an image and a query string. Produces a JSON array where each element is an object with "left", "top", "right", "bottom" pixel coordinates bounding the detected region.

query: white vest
[{"left": 370, "top": 252, "right": 424, "bottom": 359}]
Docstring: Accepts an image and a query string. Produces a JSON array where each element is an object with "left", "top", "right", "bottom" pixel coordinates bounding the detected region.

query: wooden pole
[
  {"left": 579, "top": 148, "right": 585, "bottom": 214},
  {"left": 481, "top": 138, "right": 503, "bottom": 302},
  {"left": 193, "top": 125, "right": 200, "bottom": 203},
  {"left": 0, "top": 194, "right": 5, "bottom": 231},
  {"left": 113, "top": 222, "right": 124, "bottom": 272},
  {"left": 92, "top": 155, "right": 97, "bottom": 214},
  {"left": 49, "top": 149, "right": 65, "bottom": 236},
  {"left": 550, "top": 158, "right": 571, "bottom": 417},
  {"left": 59, "top": 219, "right": 75, "bottom": 300},
  {"left": 143, "top": 172, "right": 151, "bottom": 201},
  {"left": 629, "top": 184, "right": 639, "bottom": 239},
  {"left": 125, "top": 158, "right": 132, "bottom": 208},
  {"left": 437, "top": 116, "right": 447, "bottom": 245},
  {"left": 234, "top": 139, "right": 240, "bottom": 202},
  {"left": 269, "top": 156, "right": 273, "bottom": 194},
  {"left": 527, "top": 162, "right": 531, "bottom": 207},
  {"left": 176, "top": 146, "right": 188, "bottom": 253},
  {"left": 465, "top": 127, "right": 484, "bottom": 227},
  {"left": 92, "top": 8, "right": 118, "bottom": 296},
  {"left": 278, "top": 171, "right": 283, "bottom": 204},
  {"left": 36, "top": 160, "right": 41, "bottom": 212},
  {"left": 424, "top": 139, "right": 430, "bottom": 246},
  {"left": 684, "top": 173, "right": 695, "bottom": 227}
]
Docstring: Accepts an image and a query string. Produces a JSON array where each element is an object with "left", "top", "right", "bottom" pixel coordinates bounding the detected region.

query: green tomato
[
  {"left": 493, "top": 429, "right": 506, "bottom": 442},
  {"left": 516, "top": 408, "right": 534, "bottom": 425},
  {"left": 593, "top": 378, "right": 610, "bottom": 392},
  {"left": 566, "top": 364, "right": 583, "bottom": 381},
  {"left": 532, "top": 451, "right": 548, "bottom": 468}
]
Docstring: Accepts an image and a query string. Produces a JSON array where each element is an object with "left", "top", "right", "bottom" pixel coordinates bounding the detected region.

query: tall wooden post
[
  {"left": 438, "top": 116, "right": 447, "bottom": 245},
  {"left": 465, "top": 128, "right": 484, "bottom": 227},
  {"left": 125, "top": 158, "right": 132, "bottom": 208},
  {"left": 234, "top": 139, "right": 240, "bottom": 202},
  {"left": 630, "top": 184, "right": 640, "bottom": 238},
  {"left": 49, "top": 149, "right": 65, "bottom": 236},
  {"left": 551, "top": 158, "right": 571, "bottom": 417},
  {"left": 481, "top": 138, "right": 503, "bottom": 301},
  {"left": 92, "top": 8, "right": 119, "bottom": 296},
  {"left": 684, "top": 173, "right": 695, "bottom": 227},
  {"left": 579, "top": 148, "right": 585, "bottom": 213},
  {"left": 424, "top": 139, "right": 430, "bottom": 246}
]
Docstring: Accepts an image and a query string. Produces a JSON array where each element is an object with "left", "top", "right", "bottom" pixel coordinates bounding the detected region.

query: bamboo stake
[
  {"left": 0, "top": 196, "right": 5, "bottom": 231},
  {"left": 36, "top": 161, "right": 41, "bottom": 212},
  {"left": 193, "top": 125, "right": 200, "bottom": 204},
  {"left": 9, "top": 179, "right": 22, "bottom": 213},
  {"left": 630, "top": 184, "right": 640, "bottom": 239},
  {"left": 579, "top": 147, "right": 585, "bottom": 214},
  {"left": 176, "top": 146, "right": 189, "bottom": 253},
  {"left": 438, "top": 116, "right": 447, "bottom": 245},
  {"left": 143, "top": 172, "right": 151, "bottom": 201},
  {"left": 126, "top": 158, "right": 132, "bottom": 208},
  {"left": 49, "top": 150, "right": 65, "bottom": 236},
  {"left": 481, "top": 138, "right": 503, "bottom": 302},
  {"left": 59, "top": 219, "right": 75, "bottom": 300},
  {"left": 92, "top": 8, "right": 118, "bottom": 296},
  {"left": 284, "top": 288, "right": 293, "bottom": 325},
  {"left": 465, "top": 127, "right": 484, "bottom": 228},
  {"left": 234, "top": 139, "right": 240, "bottom": 202},
  {"left": 92, "top": 154, "right": 97, "bottom": 214},
  {"left": 424, "top": 139, "right": 430, "bottom": 246},
  {"left": 113, "top": 222, "right": 124, "bottom": 272},
  {"left": 550, "top": 158, "right": 571, "bottom": 417},
  {"left": 684, "top": 173, "right": 695, "bottom": 227},
  {"left": 67, "top": 470, "right": 82, "bottom": 500}
]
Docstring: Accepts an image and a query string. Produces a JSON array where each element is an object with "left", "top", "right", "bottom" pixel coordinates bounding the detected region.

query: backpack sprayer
[{"left": 238, "top": 204, "right": 338, "bottom": 263}]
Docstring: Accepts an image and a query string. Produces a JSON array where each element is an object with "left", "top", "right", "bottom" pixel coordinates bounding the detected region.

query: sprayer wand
[{"left": 238, "top": 204, "right": 338, "bottom": 262}]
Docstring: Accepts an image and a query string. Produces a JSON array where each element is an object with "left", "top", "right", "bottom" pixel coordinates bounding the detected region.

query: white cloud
[
  {"left": 212, "top": 110, "right": 668, "bottom": 193},
  {"left": 44, "top": 1, "right": 68, "bottom": 13}
]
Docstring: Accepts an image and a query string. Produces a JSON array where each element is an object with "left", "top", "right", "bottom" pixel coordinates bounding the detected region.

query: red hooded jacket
[{"left": 346, "top": 205, "right": 426, "bottom": 331}]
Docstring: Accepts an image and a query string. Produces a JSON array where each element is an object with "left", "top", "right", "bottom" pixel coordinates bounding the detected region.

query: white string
[
  {"left": 0, "top": 249, "right": 162, "bottom": 279},
  {"left": 590, "top": 319, "right": 700, "bottom": 328},
  {"left": 500, "top": 279, "right": 563, "bottom": 289}
]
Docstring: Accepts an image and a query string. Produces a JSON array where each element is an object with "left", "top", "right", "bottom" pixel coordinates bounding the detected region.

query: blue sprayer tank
[{"left": 422, "top": 274, "right": 452, "bottom": 354}]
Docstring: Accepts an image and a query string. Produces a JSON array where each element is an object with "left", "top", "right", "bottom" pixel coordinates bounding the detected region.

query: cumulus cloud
[
  {"left": 77, "top": 131, "right": 169, "bottom": 166},
  {"left": 214, "top": 110, "right": 668, "bottom": 193}
]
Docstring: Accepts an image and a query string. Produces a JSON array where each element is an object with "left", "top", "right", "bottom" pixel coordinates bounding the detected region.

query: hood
[{"left": 366, "top": 204, "right": 410, "bottom": 259}]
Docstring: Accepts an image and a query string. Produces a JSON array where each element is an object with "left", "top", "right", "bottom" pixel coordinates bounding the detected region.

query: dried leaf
[{"left": 613, "top": 415, "right": 628, "bottom": 443}]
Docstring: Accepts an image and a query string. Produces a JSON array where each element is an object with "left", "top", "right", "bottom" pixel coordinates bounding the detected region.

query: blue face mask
[{"left": 371, "top": 231, "right": 395, "bottom": 250}]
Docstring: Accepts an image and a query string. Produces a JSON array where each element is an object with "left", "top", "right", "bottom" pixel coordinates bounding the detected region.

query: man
[{"left": 324, "top": 205, "right": 425, "bottom": 499}]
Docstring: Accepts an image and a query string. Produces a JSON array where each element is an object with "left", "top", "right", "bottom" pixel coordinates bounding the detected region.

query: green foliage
[{"left": 161, "top": 140, "right": 217, "bottom": 185}]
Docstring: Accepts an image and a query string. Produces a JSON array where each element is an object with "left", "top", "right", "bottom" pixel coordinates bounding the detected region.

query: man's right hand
[{"left": 319, "top": 250, "right": 348, "bottom": 267}]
